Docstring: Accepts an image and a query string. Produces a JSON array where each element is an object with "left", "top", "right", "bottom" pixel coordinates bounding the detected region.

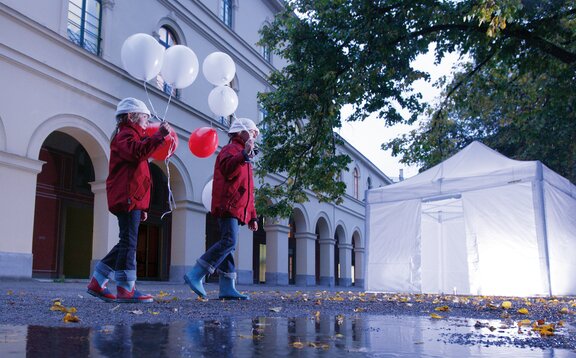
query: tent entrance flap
[{"left": 420, "top": 197, "right": 470, "bottom": 295}]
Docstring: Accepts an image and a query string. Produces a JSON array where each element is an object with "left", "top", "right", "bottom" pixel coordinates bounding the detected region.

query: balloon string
[
  {"left": 161, "top": 138, "right": 177, "bottom": 220},
  {"left": 143, "top": 81, "right": 160, "bottom": 120},
  {"left": 162, "top": 91, "right": 173, "bottom": 122},
  {"left": 142, "top": 81, "right": 177, "bottom": 219}
]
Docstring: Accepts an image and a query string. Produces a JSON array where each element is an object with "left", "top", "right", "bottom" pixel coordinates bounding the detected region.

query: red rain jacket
[
  {"left": 211, "top": 136, "right": 257, "bottom": 225},
  {"left": 106, "top": 122, "right": 165, "bottom": 214}
]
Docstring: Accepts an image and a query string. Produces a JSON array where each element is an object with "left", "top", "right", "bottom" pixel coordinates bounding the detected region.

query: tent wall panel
[
  {"left": 544, "top": 184, "right": 576, "bottom": 295},
  {"left": 463, "top": 184, "right": 544, "bottom": 296},
  {"left": 366, "top": 200, "right": 421, "bottom": 292}
]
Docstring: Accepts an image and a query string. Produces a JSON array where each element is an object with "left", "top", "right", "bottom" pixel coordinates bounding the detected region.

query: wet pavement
[{"left": 1, "top": 280, "right": 575, "bottom": 357}]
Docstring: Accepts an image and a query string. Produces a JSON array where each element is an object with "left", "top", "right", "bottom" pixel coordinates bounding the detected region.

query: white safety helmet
[
  {"left": 228, "top": 117, "right": 259, "bottom": 136},
  {"left": 115, "top": 97, "right": 151, "bottom": 118}
]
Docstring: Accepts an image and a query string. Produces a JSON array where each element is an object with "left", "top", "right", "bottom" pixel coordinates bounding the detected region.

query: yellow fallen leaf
[
  {"left": 517, "top": 308, "right": 529, "bottom": 314},
  {"left": 518, "top": 319, "right": 531, "bottom": 327},
  {"left": 559, "top": 307, "right": 569, "bottom": 314},
  {"left": 501, "top": 301, "right": 512, "bottom": 309},
  {"left": 292, "top": 341, "right": 304, "bottom": 349},
  {"left": 63, "top": 313, "right": 80, "bottom": 323},
  {"left": 353, "top": 307, "right": 365, "bottom": 313},
  {"left": 430, "top": 313, "right": 443, "bottom": 319},
  {"left": 157, "top": 290, "right": 170, "bottom": 298},
  {"left": 435, "top": 305, "right": 450, "bottom": 312}
]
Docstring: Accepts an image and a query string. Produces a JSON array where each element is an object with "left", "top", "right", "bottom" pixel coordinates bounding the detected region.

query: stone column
[
  {"left": 319, "top": 236, "right": 335, "bottom": 286},
  {"left": 295, "top": 232, "right": 316, "bottom": 286},
  {"left": 169, "top": 200, "right": 207, "bottom": 281},
  {"left": 354, "top": 247, "right": 365, "bottom": 288},
  {"left": 0, "top": 152, "right": 44, "bottom": 278},
  {"left": 263, "top": 219, "right": 290, "bottom": 285},
  {"left": 338, "top": 243, "right": 353, "bottom": 287},
  {"left": 235, "top": 225, "right": 254, "bottom": 285},
  {"left": 99, "top": 0, "right": 116, "bottom": 60},
  {"left": 89, "top": 180, "right": 120, "bottom": 273}
]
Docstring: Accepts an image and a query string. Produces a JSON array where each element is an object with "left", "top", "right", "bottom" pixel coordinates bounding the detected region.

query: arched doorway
[
  {"left": 288, "top": 217, "right": 296, "bottom": 285},
  {"left": 32, "top": 132, "right": 94, "bottom": 279},
  {"left": 136, "top": 163, "right": 172, "bottom": 280},
  {"left": 204, "top": 212, "right": 220, "bottom": 283},
  {"left": 252, "top": 217, "right": 266, "bottom": 284}
]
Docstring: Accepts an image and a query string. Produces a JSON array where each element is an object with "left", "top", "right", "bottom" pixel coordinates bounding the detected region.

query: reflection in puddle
[{"left": 0, "top": 315, "right": 574, "bottom": 357}]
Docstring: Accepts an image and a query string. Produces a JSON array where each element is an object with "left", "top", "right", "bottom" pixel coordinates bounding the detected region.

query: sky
[{"left": 337, "top": 48, "right": 459, "bottom": 181}]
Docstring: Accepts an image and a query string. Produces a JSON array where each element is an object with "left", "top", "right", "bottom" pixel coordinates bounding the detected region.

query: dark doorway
[
  {"left": 252, "top": 217, "right": 266, "bottom": 284},
  {"left": 137, "top": 163, "right": 172, "bottom": 281},
  {"left": 32, "top": 132, "right": 94, "bottom": 279},
  {"left": 288, "top": 217, "right": 296, "bottom": 285},
  {"left": 204, "top": 213, "right": 220, "bottom": 283}
]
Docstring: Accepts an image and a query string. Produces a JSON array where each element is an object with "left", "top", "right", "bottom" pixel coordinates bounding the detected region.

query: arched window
[
  {"left": 156, "top": 26, "right": 178, "bottom": 98},
  {"left": 353, "top": 167, "right": 360, "bottom": 199}
]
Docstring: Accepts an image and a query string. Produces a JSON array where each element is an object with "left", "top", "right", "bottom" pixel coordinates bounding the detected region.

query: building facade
[{"left": 0, "top": 0, "right": 391, "bottom": 287}]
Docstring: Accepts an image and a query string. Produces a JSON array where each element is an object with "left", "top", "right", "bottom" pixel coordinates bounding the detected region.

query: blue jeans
[
  {"left": 197, "top": 217, "right": 238, "bottom": 275},
  {"left": 95, "top": 210, "right": 140, "bottom": 282}
]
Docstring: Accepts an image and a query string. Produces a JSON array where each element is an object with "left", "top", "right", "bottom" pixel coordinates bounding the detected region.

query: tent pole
[{"left": 534, "top": 161, "right": 553, "bottom": 297}]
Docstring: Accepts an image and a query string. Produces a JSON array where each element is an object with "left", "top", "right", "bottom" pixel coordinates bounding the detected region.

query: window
[
  {"left": 353, "top": 167, "right": 360, "bottom": 199},
  {"left": 258, "top": 106, "right": 267, "bottom": 129},
  {"left": 156, "top": 26, "right": 178, "bottom": 98},
  {"left": 367, "top": 177, "right": 372, "bottom": 190},
  {"left": 67, "top": 0, "right": 102, "bottom": 55},
  {"left": 262, "top": 44, "right": 271, "bottom": 63},
  {"left": 220, "top": 0, "right": 233, "bottom": 28}
]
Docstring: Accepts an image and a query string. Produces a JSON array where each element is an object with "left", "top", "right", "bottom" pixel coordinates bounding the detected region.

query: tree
[{"left": 256, "top": 0, "right": 576, "bottom": 218}]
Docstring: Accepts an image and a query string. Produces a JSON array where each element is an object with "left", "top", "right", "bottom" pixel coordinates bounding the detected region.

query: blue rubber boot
[
  {"left": 218, "top": 274, "right": 249, "bottom": 300},
  {"left": 183, "top": 264, "right": 208, "bottom": 299}
]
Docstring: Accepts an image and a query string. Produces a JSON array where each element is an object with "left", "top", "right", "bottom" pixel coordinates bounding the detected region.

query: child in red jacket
[
  {"left": 184, "top": 118, "right": 259, "bottom": 300},
  {"left": 87, "top": 98, "right": 171, "bottom": 303}
]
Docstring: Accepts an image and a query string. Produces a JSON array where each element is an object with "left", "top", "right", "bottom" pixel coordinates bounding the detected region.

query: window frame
[
  {"left": 67, "top": 0, "right": 103, "bottom": 55},
  {"left": 220, "top": 0, "right": 233, "bottom": 28}
]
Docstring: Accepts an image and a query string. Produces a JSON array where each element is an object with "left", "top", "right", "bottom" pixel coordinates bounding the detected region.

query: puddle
[{"left": 0, "top": 315, "right": 575, "bottom": 357}]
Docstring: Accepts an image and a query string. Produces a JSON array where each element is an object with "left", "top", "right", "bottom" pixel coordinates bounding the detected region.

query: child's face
[
  {"left": 240, "top": 129, "right": 259, "bottom": 141},
  {"left": 134, "top": 113, "right": 150, "bottom": 130}
]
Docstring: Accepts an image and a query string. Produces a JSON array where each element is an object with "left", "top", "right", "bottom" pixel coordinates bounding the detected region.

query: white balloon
[
  {"left": 202, "top": 52, "right": 236, "bottom": 86},
  {"left": 160, "top": 45, "right": 199, "bottom": 89},
  {"left": 208, "top": 85, "right": 238, "bottom": 117},
  {"left": 201, "top": 179, "right": 213, "bottom": 212},
  {"left": 120, "top": 33, "right": 165, "bottom": 81}
]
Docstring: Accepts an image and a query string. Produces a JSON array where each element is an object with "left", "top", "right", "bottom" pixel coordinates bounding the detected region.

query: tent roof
[{"left": 367, "top": 141, "right": 575, "bottom": 203}]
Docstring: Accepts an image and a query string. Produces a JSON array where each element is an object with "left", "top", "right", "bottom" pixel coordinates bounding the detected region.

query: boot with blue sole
[
  {"left": 218, "top": 274, "right": 249, "bottom": 300},
  {"left": 183, "top": 264, "right": 208, "bottom": 299}
]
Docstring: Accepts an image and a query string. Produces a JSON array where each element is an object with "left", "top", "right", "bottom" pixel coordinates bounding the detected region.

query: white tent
[{"left": 366, "top": 141, "right": 576, "bottom": 296}]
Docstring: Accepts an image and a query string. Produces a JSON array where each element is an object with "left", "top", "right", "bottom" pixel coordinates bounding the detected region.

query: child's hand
[{"left": 159, "top": 122, "right": 171, "bottom": 136}]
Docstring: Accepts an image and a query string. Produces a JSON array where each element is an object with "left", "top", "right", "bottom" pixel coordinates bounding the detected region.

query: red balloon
[
  {"left": 145, "top": 122, "right": 179, "bottom": 160},
  {"left": 188, "top": 127, "right": 218, "bottom": 158}
]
